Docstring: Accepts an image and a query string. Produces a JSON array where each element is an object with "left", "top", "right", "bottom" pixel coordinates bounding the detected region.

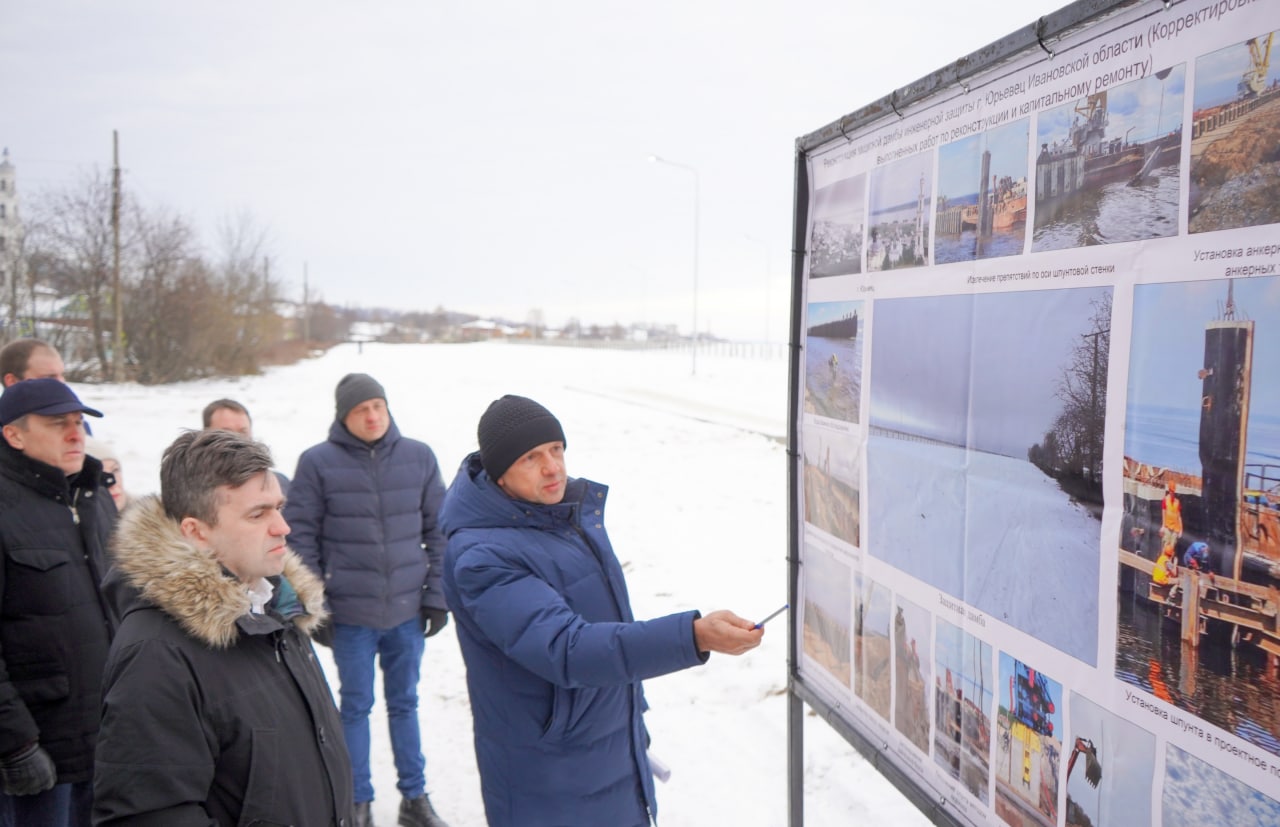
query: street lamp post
[{"left": 648, "top": 154, "right": 699, "bottom": 376}]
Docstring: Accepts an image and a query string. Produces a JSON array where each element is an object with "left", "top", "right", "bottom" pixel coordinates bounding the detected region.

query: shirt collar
[{"left": 246, "top": 577, "right": 275, "bottom": 615}]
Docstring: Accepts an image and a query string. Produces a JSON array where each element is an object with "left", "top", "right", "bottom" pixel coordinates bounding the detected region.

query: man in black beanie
[
  {"left": 440, "top": 395, "right": 763, "bottom": 827},
  {"left": 284, "top": 374, "right": 450, "bottom": 827}
]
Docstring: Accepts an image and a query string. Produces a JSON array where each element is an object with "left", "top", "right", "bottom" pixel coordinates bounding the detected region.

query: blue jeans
[
  {"left": 0, "top": 780, "right": 92, "bottom": 827},
  {"left": 332, "top": 617, "right": 426, "bottom": 803}
]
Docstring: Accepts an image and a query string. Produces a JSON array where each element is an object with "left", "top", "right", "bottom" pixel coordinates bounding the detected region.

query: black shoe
[
  {"left": 399, "top": 794, "right": 450, "bottom": 827},
  {"left": 354, "top": 800, "right": 376, "bottom": 827}
]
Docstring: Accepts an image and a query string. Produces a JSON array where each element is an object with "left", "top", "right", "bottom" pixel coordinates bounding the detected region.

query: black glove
[
  {"left": 422, "top": 607, "right": 449, "bottom": 638},
  {"left": 0, "top": 743, "right": 57, "bottom": 796},
  {"left": 311, "top": 621, "right": 336, "bottom": 648}
]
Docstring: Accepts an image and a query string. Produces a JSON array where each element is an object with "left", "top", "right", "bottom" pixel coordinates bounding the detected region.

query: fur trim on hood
[{"left": 111, "top": 495, "right": 328, "bottom": 649}]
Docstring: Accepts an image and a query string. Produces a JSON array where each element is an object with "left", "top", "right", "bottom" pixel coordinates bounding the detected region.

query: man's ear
[
  {"left": 2, "top": 423, "right": 22, "bottom": 451},
  {"left": 179, "top": 516, "right": 209, "bottom": 546}
]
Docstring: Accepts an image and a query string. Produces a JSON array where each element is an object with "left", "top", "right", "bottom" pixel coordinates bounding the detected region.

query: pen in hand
[{"left": 754, "top": 604, "right": 789, "bottom": 629}]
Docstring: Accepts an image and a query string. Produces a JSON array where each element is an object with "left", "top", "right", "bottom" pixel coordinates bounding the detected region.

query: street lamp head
[{"left": 647, "top": 154, "right": 662, "bottom": 164}]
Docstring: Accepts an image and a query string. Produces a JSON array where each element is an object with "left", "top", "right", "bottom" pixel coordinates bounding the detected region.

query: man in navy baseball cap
[{"left": 0, "top": 380, "right": 115, "bottom": 826}]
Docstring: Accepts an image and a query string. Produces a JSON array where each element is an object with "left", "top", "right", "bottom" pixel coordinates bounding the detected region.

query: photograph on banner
[
  {"left": 867, "top": 151, "right": 933, "bottom": 271},
  {"left": 1162, "top": 742, "right": 1280, "bottom": 826},
  {"left": 809, "top": 172, "right": 867, "bottom": 278},
  {"left": 1064, "top": 693, "right": 1156, "bottom": 827},
  {"left": 1117, "top": 275, "right": 1280, "bottom": 759},
  {"left": 934, "top": 118, "right": 1030, "bottom": 264},
  {"left": 801, "top": 426, "right": 860, "bottom": 548},
  {"left": 892, "top": 595, "right": 932, "bottom": 755},
  {"left": 934, "top": 618, "right": 994, "bottom": 805},
  {"left": 1032, "top": 64, "right": 1185, "bottom": 253},
  {"left": 1189, "top": 29, "right": 1280, "bottom": 234},
  {"left": 994, "top": 654, "right": 1062, "bottom": 827},
  {"left": 867, "top": 287, "right": 1111, "bottom": 665},
  {"left": 855, "top": 573, "right": 893, "bottom": 721},
  {"left": 800, "top": 541, "right": 854, "bottom": 690},
  {"left": 805, "top": 299, "right": 863, "bottom": 424}
]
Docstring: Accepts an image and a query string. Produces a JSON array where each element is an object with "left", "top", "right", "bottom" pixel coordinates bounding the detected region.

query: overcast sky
[
  {"left": 870, "top": 287, "right": 1110, "bottom": 457},
  {"left": 1128, "top": 276, "right": 1280, "bottom": 416},
  {"left": 4, "top": 0, "right": 1066, "bottom": 340}
]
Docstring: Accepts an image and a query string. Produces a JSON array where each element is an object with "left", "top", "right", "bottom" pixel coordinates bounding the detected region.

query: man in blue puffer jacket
[
  {"left": 286, "top": 373, "right": 450, "bottom": 827},
  {"left": 441, "top": 395, "right": 764, "bottom": 827}
]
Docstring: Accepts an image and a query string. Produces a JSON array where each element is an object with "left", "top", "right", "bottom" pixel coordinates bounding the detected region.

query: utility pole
[
  {"left": 111, "top": 131, "right": 124, "bottom": 382},
  {"left": 302, "top": 262, "right": 310, "bottom": 343},
  {"left": 1082, "top": 329, "right": 1104, "bottom": 480},
  {"left": 262, "top": 256, "right": 270, "bottom": 345}
]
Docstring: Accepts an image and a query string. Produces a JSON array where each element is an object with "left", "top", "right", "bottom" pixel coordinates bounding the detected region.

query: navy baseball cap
[{"left": 0, "top": 378, "right": 104, "bottom": 425}]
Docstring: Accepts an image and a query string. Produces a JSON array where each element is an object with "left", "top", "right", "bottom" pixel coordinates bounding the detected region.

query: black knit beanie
[
  {"left": 477, "top": 395, "right": 566, "bottom": 481},
  {"left": 335, "top": 373, "right": 386, "bottom": 422}
]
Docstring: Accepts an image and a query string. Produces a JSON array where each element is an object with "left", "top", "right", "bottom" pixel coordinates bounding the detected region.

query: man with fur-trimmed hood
[{"left": 92, "top": 430, "right": 353, "bottom": 826}]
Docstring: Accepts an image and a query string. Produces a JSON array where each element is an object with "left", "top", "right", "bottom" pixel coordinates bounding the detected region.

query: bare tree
[
  {"left": 211, "top": 211, "right": 278, "bottom": 373},
  {"left": 24, "top": 171, "right": 139, "bottom": 378},
  {"left": 1055, "top": 292, "right": 1111, "bottom": 482},
  {"left": 1029, "top": 292, "right": 1111, "bottom": 504},
  {"left": 123, "top": 205, "right": 205, "bottom": 383}
]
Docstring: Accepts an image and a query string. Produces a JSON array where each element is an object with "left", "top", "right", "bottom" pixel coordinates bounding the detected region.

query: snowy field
[
  {"left": 867, "top": 434, "right": 1101, "bottom": 665},
  {"left": 80, "top": 341, "right": 930, "bottom": 827}
]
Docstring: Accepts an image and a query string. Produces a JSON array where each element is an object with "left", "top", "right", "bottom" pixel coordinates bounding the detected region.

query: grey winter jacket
[{"left": 285, "top": 418, "right": 447, "bottom": 629}]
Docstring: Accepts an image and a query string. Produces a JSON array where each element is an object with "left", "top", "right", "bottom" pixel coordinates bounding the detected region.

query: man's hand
[
  {"left": 0, "top": 743, "right": 57, "bottom": 796},
  {"left": 422, "top": 608, "right": 449, "bottom": 638},
  {"left": 693, "top": 610, "right": 764, "bottom": 656}
]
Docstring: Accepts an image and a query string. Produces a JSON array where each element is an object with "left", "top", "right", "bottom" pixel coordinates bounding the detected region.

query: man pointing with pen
[{"left": 440, "top": 395, "right": 763, "bottom": 827}]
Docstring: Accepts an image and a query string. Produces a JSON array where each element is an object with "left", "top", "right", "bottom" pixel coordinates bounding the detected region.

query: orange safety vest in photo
[{"left": 1162, "top": 493, "right": 1182, "bottom": 533}]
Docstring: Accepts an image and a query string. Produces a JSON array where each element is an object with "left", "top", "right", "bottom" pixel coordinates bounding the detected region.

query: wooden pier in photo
[{"left": 1119, "top": 548, "right": 1280, "bottom": 659}]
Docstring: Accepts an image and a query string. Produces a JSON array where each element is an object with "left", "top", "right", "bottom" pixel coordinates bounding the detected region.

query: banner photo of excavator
[
  {"left": 1065, "top": 693, "right": 1156, "bottom": 827},
  {"left": 791, "top": 2, "right": 1280, "bottom": 825}
]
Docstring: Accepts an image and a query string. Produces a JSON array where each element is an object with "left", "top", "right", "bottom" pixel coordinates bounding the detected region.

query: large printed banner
[{"left": 794, "top": 1, "right": 1280, "bottom": 824}]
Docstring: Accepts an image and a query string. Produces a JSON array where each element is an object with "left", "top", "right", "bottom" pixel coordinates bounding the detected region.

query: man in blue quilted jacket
[
  {"left": 285, "top": 373, "right": 450, "bottom": 827},
  {"left": 441, "top": 395, "right": 764, "bottom": 827}
]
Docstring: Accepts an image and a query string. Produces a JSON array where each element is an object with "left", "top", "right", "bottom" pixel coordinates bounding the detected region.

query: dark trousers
[{"left": 0, "top": 780, "right": 93, "bottom": 827}]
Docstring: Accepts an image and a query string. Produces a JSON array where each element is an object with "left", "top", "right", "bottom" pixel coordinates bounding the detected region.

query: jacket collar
[
  {"left": 327, "top": 416, "right": 401, "bottom": 451},
  {"left": 0, "top": 440, "right": 104, "bottom": 501},
  {"left": 111, "top": 496, "right": 328, "bottom": 648},
  {"left": 441, "top": 451, "right": 606, "bottom": 535}
]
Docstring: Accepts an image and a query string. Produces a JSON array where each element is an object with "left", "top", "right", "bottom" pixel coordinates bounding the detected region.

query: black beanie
[
  {"left": 335, "top": 373, "right": 386, "bottom": 422},
  {"left": 478, "top": 395, "right": 566, "bottom": 481}
]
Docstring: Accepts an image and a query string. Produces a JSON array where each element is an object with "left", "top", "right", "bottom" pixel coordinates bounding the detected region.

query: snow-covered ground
[
  {"left": 867, "top": 435, "right": 1100, "bottom": 665},
  {"left": 81, "top": 341, "right": 930, "bottom": 827}
]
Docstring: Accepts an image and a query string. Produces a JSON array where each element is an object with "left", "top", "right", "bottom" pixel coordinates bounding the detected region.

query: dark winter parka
[
  {"left": 93, "top": 497, "right": 353, "bottom": 827},
  {"left": 0, "top": 442, "right": 116, "bottom": 782},
  {"left": 285, "top": 418, "right": 446, "bottom": 629},
  {"left": 440, "top": 452, "right": 706, "bottom": 827}
]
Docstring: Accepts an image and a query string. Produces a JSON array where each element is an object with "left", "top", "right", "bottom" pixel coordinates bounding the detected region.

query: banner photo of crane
[{"left": 792, "top": 1, "right": 1280, "bottom": 825}]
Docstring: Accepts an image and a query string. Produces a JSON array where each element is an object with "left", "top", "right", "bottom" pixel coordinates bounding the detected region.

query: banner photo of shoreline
[{"left": 794, "top": 2, "right": 1280, "bottom": 825}]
